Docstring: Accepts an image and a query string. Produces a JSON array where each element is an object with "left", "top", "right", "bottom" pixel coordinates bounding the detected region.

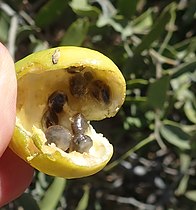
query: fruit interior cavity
[{"left": 17, "top": 66, "right": 120, "bottom": 154}]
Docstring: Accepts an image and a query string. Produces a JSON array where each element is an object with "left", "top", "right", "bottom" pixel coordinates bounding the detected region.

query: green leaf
[
  {"left": 131, "top": 8, "right": 153, "bottom": 33},
  {"left": 14, "top": 193, "right": 40, "bottom": 210},
  {"left": 185, "top": 190, "right": 196, "bottom": 202},
  {"left": 133, "top": 3, "right": 175, "bottom": 55},
  {"left": 160, "top": 124, "right": 191, "bottom": 150},
  {"left": 171, "top": 60, "right": 196, "bottom": 79},
  {"left": 16, "top": 25, "right": 36, "bottom": 43},
  {"left": 60, "top": 18, "right": 89, "bottom": 46},
  {"left": 182, "top": 0, "right": 196, "bottom": 25},
  {"left": 173, "top": 37, "right": 196, "bottom": 61},
  {"left": 35, "top": 0, "right": 68, "bottom": 28},
  {"left": 175, "top": 174, "right": 189, "bottom": 196},
  {"left": 39, "top": 177, "right": 66, "bottom": 210},
  {"left": 97, "top": 16, "right": 123, "bottom": 32},
  {"left": 96, "top": 12, "right": 123, "bottom": 33},
  {"left": 126, "top": 79, "right": 148, "bottom": 88},
  {"left": 124, "top": 116, "right": 142, "bottom": 129},
  {"left": 38, "top": 172, "right": 49, "bottom": 188},
  {"left": 175, "top": 153, "right": 191, "bottom": 195},
  {"left": 75, "top": 185, "right": 90, "bottom": 210},
  {"left": 0, "top": 12, "right": 9, "bottom": 42},
  {"left": 184, "top": 100, "right": 196, "bottom": 124},
  {"left": 117, "top": 0, "right": 137, "bottom": 19},
  {"left": 96, "top": 1, "right": 120, "bottom": 31},
  {"left": 179, "top": 153, "right": 191, "bottom": 173},
  {"left": 69, "top": 0, "right": 100, "bottom": 18},
  {"left": 147, "top": 75, "right": 170, "bottom": 109},
  {"left": 190, "top": 133, "right": 196, "bottom": 158}
]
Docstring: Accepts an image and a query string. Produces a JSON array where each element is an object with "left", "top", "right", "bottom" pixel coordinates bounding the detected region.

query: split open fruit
[{"left": 9, "top": 47, "right": 126, "bottom": 178}]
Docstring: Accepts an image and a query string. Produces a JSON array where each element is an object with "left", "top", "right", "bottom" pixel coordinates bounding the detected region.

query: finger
[
  {"left": 0, "top": 42, "right": 17, "bottom": 156},
  {"left": 0, "top": 148, "right": 34, "bottom": 207}
]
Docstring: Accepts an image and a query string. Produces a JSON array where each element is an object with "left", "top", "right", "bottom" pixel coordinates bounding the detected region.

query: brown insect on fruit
[
  {"left": 83, "top": 71, "right": 94, "bottom": 82},
  {"left": 67, "top": 66, "right": 85, "bottom": 74},
  {"left": 91, "top": 80, "right": 111, "bottom": 104},
  {"left": 42, "top": 110, "right": 58, "bottom": 130},
  {"left": 69, "top": 74, "right": 88, "bottom": 97},
  {"left": 48, "top": 91, "right": 68, "bottom": 113}
]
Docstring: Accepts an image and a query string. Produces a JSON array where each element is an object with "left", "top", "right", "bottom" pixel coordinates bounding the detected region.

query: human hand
[{"left": 0, "top": 42, "right": 34, "bottom": 207}]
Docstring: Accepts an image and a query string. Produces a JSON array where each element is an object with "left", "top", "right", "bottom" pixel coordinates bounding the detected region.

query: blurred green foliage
[{"left": 0, "top": 0, "right": 195, "bottom": 209}]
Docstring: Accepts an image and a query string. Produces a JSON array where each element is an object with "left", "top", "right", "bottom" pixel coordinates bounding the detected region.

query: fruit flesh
[
  {"left": 17, "top": 67, "right": 124, "bottom": 127},
  {"left": 17, "top": 67, "right": 113, "bottom": 153}
]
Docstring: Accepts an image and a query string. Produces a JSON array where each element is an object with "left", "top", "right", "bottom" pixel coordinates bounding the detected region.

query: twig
[
  {"left": 149, "top": 49, "right": 178, "bottom": 66},
  {"left": 154, "top": 110, "right": 167, "bottom": 151},
  {"left": 104, "top": 134, "right": 155, "bottom": 171},
  {"left": 0, "top": 2, "right": 19, "bottom": 59},
  {"left": 19, "top": 10, "right": 35, "bottom": 26},
  {"left": 107, "top": 194, "right": 155, "bottom": 210},
  {"left": 0, "top": 2, "right": 15, "bottom": 16},
  {"left": 7, "top": 14, "right": 18, "bottom": 59},
  {"left": 158, "top": 4, "right": 176, "bottom": 54}
]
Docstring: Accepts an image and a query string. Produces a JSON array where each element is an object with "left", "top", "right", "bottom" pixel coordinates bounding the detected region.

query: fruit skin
[
  {"left": 16, "top": 47, "right": 126, "bottom": 120},
  {"left": 15, "top": 46, "right": 126, "bottom": 89},
  {"left": 11, "top": 123, "right": 113, "bottom": 178},
  {"left": 10, "top": 46, "right": 125, "bottom": 178},
  {"left": 12, "top": 125, "right": 112, "bottom": 178}
]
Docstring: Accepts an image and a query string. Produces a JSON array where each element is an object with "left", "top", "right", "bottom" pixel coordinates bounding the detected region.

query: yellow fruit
[{"left": 9, "top": 46, "right": 126, "bottom": 178}]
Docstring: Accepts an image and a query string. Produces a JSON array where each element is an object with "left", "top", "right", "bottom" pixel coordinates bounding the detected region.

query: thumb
[{"left": 0, "top": 42, "right": 17, "bottom": 157}]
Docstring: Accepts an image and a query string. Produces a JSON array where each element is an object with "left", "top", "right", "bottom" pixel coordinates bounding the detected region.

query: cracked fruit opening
[{"left": 9, "top": 46, "right": 126, "bottom": 178}]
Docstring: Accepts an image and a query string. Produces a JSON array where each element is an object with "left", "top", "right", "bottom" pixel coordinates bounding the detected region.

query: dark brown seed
[
  {"left": 69, "top": 74, "right": 88, "bottom": 97},
  {"left": 48, "top": 91, "right": 67, "bottom": 113},
  {"left": 72, "top": 133, "right": 93, "bottom": 153},
  {"left": 83, "top": 71, "right": 93, "bottom": 82},
  {"left": 42, "top": 110, "right": 58, "bottom": 130},
  {"left": 91, "top": 80, "right": 110, "bottom": 104},
  {"left": 45, "top": 125, "right": 72, "bottom": 151},
  {"left": 67, "top": 66, "right": 85, "bottom": 74},
  {"left": 71, "top": 113, "right": 88, "bottom": 134}
]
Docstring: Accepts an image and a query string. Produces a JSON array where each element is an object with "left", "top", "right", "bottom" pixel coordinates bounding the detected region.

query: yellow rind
[
  {"left": 10, "top": 123, "right": 113, "bottom": 178},
  {"left": 15, "top": 46, "right": 126, "bottom": 92}
]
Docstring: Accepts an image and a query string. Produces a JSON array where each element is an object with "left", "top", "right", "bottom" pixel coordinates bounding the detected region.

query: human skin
[{"left": 0, "top": 42, "right": 34, "bottom": 207}]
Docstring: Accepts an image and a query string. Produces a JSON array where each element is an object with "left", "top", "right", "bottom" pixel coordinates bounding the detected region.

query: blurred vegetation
[{"left": 0, "top": 0, "right": 196, "bottom": 209}]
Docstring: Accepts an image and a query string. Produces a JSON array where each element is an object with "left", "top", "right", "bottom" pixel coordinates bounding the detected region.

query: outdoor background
[{"left": 0, "top": 0, "right": 195, "bottom": 210}]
